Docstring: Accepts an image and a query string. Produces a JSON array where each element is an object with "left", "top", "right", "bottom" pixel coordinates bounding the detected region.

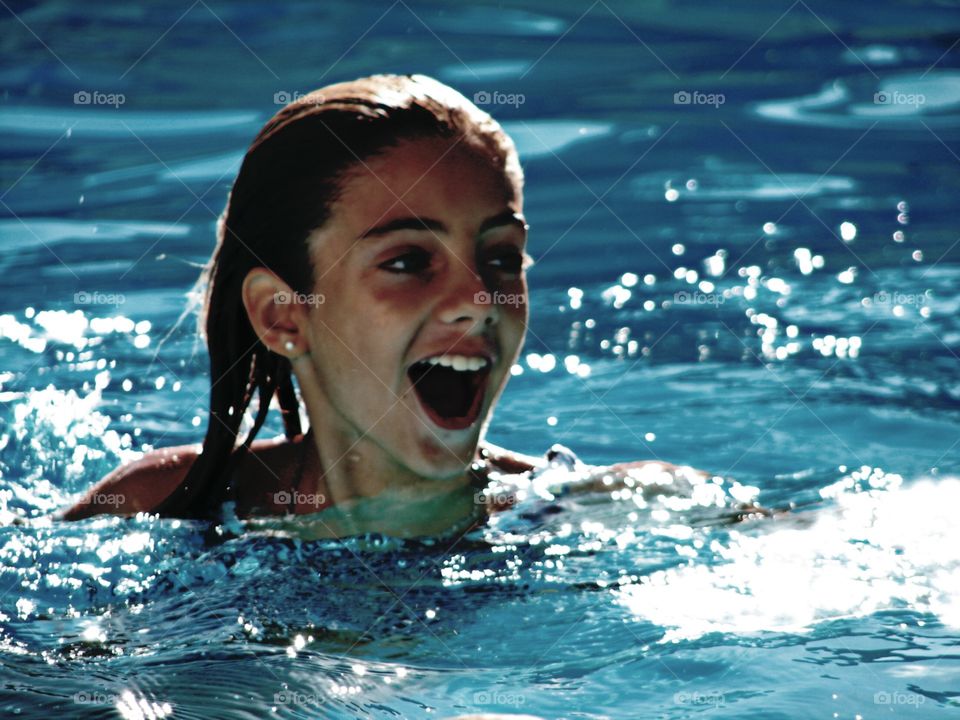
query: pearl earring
[{"left": 284, "top": 340, "right": 296, "bottom": 353}]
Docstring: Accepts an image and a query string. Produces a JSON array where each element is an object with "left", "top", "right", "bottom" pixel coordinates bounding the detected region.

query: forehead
[{"left": 332, "top": 136, "right": 521, "bottom": 230}]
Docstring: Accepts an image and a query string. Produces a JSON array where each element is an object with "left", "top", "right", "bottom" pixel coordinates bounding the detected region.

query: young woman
[{"left": 61, "top": 74, "right": 706, "bottom": 537}]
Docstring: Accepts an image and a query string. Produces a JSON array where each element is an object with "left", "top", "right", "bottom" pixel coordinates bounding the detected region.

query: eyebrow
[{"left": 359, "top": 210, "right": 527, "bottom": 239}]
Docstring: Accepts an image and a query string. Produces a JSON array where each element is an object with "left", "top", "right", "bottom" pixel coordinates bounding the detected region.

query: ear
[{"left": 241, "top": 268, "right": 310, "bottom": 357}]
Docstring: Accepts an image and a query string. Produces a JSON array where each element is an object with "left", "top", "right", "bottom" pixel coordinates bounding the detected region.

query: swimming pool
[{"left": 2, "top": 1, "right": 959, "bottom": 718}]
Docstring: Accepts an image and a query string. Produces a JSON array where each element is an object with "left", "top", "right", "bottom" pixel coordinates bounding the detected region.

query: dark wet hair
[{"left": 154, "top": 74, "right": 523, "bottom": 519}]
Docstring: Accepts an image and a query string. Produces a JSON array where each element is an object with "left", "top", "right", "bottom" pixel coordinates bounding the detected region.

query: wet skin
[
  {"left": 238, "top": 135, "right": 530, "bottom": 533},
  {"left": 64, "top": 135, "right": 533, "bottom": 535},
  {"left": 59, "top": 136, "right": 731, "bottom": 535}
]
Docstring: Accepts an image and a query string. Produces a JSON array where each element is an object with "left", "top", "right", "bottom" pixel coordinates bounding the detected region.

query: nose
[{"left": 436, "top": 262, "right": 499, "bottom": 329}]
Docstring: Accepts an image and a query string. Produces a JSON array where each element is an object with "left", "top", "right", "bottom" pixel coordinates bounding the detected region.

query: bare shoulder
[
  {"left": 59, "top": 443, "right": 202, "bottom": 520},
  {"left": 59, "top": 435, "right": 291, "bottom": 520}
]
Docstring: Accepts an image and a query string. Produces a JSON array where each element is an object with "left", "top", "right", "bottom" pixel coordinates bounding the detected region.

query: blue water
[{"left": 2, "top": 1, "right": 960, "bottom": 718}]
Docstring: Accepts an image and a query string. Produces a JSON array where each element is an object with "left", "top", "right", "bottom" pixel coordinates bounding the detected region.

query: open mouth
[{"left": 407, "top": 355, "right": 492, "bottom": 431}]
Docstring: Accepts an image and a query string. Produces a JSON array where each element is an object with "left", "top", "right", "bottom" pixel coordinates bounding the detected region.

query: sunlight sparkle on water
[
  {"left": 116, "top": 689, "right": 173, "bottom": 719},
  {"left": 837, "top": 267, "right": 857, "bottom": 284},
  {"left": 601, "top": 284, "right": 631, "bottom": 308},
  {"left": 616, "top": 477, "right": 960, "bottom": 640},
  {"left": 840, "top": 221, "right": 857, "bottom": 241},
  {"left": 526, "top": 353, "right": 556, "bottom": 372}
]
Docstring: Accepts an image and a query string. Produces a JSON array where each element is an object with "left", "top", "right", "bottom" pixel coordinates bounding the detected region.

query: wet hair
[{"left": 154, "top": 74, "right": 523, "bottom": 519}]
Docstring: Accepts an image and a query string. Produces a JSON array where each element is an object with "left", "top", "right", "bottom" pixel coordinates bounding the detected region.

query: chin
[
  {"left": 411, "top": 435, "right": 479, "bottom": 480},
  {"left": 390, "top": 416, "right": 486, "bottom": 480}
]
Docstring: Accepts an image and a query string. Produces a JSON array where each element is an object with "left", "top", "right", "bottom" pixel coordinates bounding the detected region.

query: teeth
[{"left": 423, "top": 354, "right": 489, "bottom": 371}]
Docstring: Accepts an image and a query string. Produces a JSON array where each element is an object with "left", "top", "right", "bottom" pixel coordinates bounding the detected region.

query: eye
[
  {"left": 379, "top": 248, "right": 431, "bottom": 274},
  {"left": 485, "top": 248, "right": 527, "bottom": 274}
]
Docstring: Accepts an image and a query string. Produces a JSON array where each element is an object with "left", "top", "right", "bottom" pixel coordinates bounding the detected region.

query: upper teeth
[{"left": 423, "top": 354, "right": 489, "bottom": 371}]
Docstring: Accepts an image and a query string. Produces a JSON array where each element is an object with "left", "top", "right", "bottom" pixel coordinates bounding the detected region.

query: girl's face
[{"left": 303, "top": 135, "right": 528, "bottom": 479}]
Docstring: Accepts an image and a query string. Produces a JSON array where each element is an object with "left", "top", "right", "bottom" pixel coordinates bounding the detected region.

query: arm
[
  {"left": 482, "top": 442, "right": 707, "bottom": 500},
  {"left": 536, "top": 454, "right": 777, "bottom": 521},
  {"left": 479, "top": 444, "right": 775, "bottom": 521},
  {"left": 544, "top": 459, "right": 708, "bottom": 499},
  {"left": 478, "top": 441, "right": 542, "bottom": 474}
]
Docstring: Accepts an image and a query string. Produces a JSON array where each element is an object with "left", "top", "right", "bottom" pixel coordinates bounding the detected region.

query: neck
[
  {"left": 290, "top": 356, "right": 486, "bottom": 536},
  {"left": 297, "top": 421, "right": 485, "bottom": 538}
]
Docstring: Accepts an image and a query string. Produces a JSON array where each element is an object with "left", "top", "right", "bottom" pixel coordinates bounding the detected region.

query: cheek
[
  {"left": 366, "top": 277, "right": 434, "bottom": 308},
  {"left": 321, "top": 289, "right": 421, "bottom": 376},
  {"left": 502, "top": 279, "right": 528, "bottom": 320},
  {"left": 497, "top": 300, "right": 527, "bottom": 351}
]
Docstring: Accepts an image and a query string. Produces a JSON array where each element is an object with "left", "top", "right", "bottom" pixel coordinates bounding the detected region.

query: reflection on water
[
  {"left": 754, "top": 71, "right": 960, "bottom": 129},
  {"left": 2, "top": 0, "right": 960, "bottom": 717},
  {"left": 618, "top": 475, "right": 960, "bottom": 640}
]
